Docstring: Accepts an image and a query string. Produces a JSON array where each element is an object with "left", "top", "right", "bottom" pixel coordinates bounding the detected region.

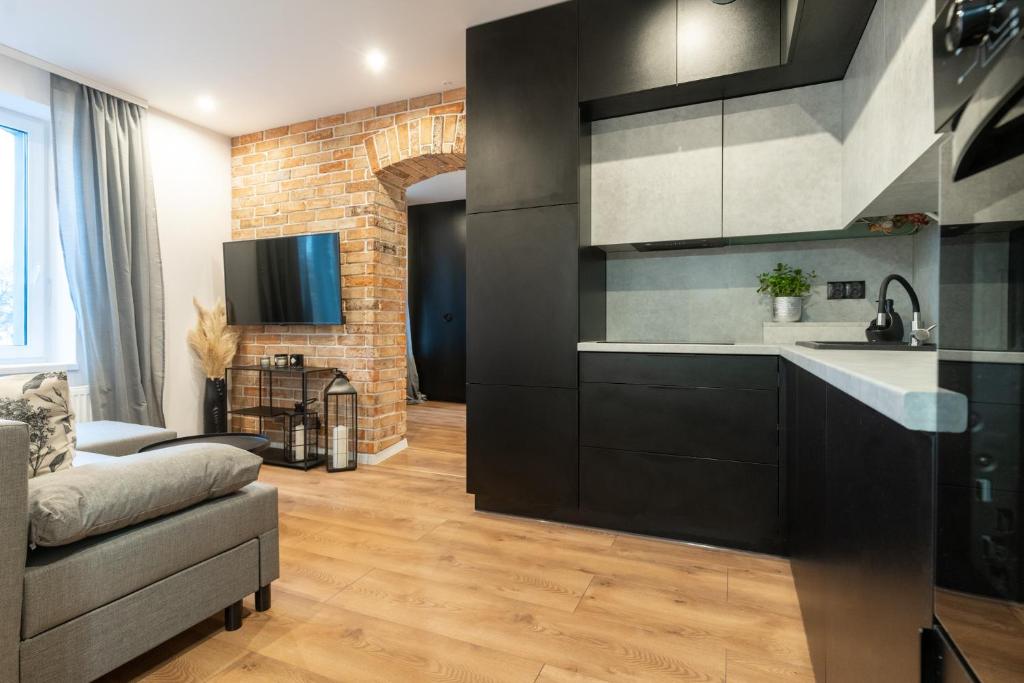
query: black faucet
[{"left": 866, "top": 274, "right": 921, "bottom": 344}]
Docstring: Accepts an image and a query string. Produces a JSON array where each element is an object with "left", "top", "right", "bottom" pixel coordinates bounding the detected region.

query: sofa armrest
[
  {"left": 0, "top": 420, "right": 29, "bottom": 681},
  {"left": 75, "top": 420, "right": 177, "bottom": 456}
]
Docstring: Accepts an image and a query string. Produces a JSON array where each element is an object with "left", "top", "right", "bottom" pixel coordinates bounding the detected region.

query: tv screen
[{"left": 223, "top": 233, "right": 343, "bottom": 325}]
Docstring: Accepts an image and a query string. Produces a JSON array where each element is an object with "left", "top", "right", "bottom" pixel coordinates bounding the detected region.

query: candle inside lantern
[
  {"left": 332, "top": 424, "right": 348, "bottom": 470},
  {"left": 292, "top": 423, "right": 305, "bottom": 461}
]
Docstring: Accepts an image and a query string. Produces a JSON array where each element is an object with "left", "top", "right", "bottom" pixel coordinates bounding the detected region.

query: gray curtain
[
  {"left": 50, "top": 74, "right": 165, "bottom": 426},
  {"left": 406, "top": 299, "right": 425, "bottom": 403}
]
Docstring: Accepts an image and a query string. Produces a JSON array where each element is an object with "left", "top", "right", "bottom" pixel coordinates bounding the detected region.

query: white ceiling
[
  {"left": 0, "top": 0, "right": 556, "bottom": 137},
  {"left": 407, "top": 170, "right": 465, "bottom": 205}
]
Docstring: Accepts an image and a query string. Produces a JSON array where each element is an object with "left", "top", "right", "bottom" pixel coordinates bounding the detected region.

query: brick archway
[
  {"left": 230, "top": 89, "right": 466, "bottom": 461},
  {"left": 364, "top": 110, "right": 466, "bottom": 189}
]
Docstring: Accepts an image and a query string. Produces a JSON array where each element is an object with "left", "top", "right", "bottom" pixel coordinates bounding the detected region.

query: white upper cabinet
[
  {"left": 723, "top": 82, "right": 843, "bottom": 237},
  {"left": 589, "top": 100, "right": 723, "bottom": 246},
  {"left": 841, "top": 0, "right": 942, "bottom": 224}
]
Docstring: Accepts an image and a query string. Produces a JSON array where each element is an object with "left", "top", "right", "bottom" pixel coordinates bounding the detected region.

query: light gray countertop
[{"left": 577, "top": 341, "right": 967, "bottom": 433}]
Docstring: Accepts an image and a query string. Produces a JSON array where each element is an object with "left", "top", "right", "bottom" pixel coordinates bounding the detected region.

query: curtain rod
[{"left": 0, "top": 43, "right": 149, "bottom": 109}]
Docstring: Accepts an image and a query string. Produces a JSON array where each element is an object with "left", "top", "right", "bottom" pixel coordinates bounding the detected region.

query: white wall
[
  {"left": 0, "top": 52, "right": 49, "bottom": 116},
  {"left": 147, "top": 110, "right": 231, "bottom": 436}
]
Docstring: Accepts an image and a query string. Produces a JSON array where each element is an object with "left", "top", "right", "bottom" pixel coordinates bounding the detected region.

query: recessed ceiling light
[
  {"left": 196, "top": 95, "right": 217, "bottom": 112},
  {"left": 365, "top": 49, "right": 388, "bottom": 73}
]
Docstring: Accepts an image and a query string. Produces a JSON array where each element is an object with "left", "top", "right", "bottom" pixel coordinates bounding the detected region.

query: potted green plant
[{"left": 757, "top": 263, "right": 816, "bottom": 322}]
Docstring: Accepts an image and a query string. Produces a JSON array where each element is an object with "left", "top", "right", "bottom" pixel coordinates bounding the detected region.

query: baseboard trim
[{"left": 359, "top": 438, "right": 407, "bottom": 465}]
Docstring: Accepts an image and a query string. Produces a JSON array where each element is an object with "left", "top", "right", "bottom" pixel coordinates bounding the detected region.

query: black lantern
[
  {"left": 283, "top": 412, "right": 320, "bottom": 464},
  {"left": 323, "top": 371, "right": 358, "bottom": 472}
]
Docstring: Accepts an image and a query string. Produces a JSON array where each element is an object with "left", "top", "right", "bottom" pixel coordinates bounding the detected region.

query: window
[
  {"left": 0, "top": 123, "right": 26, "bottom": 347},
  {"left": 0, "top": 105, "right": 75, "bottom": 369}
]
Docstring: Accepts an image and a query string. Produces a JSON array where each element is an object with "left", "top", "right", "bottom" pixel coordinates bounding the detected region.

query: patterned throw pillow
[{"left": 0, "top": 372, "right": 76, "bottom": 477}]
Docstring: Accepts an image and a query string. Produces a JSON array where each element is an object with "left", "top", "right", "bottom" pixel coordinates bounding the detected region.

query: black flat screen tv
[{"left": 223, "top": 233, "right": 343, "bottom": 325}]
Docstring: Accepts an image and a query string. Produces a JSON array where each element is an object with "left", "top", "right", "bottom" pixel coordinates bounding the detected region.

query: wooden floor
[{"left": 101, "top": 402, "right": 814, "bottom": 682}]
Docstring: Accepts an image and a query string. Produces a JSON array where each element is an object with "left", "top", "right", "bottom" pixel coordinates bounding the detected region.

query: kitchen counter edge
[{"left": 577, "top": 342, "right": 967, "bottom": 433}]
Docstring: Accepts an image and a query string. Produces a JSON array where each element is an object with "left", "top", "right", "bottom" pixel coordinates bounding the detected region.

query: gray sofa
[{"left": 1, "top": 420, "right": 280, "bottom": 683}]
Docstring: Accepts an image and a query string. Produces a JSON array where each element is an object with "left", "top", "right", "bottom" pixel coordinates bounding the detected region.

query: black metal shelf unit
[{"left": 225, "top": 365, "right": 338, "bottom": 470}]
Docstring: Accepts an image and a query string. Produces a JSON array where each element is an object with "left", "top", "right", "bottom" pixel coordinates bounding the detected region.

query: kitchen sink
[{"left": 796, "top": 341, "right": 936, "bottom": 352}]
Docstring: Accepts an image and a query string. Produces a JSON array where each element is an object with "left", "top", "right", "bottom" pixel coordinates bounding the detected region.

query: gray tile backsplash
[{"left": 606, "top": 231, "right": 940, "bottom": 343}]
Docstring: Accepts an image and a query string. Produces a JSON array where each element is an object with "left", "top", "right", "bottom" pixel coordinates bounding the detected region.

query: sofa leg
[
  {"left": 224, "top": 600, "right": 243, "bottom": 631},
  {"left": 255, "top": 584, "right": 272, "bottom": 612}
]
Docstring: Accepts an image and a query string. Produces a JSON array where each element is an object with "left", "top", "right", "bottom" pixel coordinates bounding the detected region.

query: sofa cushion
[
  {"left": 27, "top": 443, "right": 262, "bottom": 547},
  {"left": 0, "top": 372, "right": 76, "bottom": 477},
  {"left": 22, "top": 482, "right": 277, "bottom": 638},
  {"left": 75, "top": 420, "right": 176, "bottom": 456}
]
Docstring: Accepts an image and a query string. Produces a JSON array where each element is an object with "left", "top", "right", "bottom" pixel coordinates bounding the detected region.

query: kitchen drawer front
[
  {"left": 581, "top": 447, "right": 781, "bottom": 550},
  {"left": 580, "top": 352, "right": 778, "bottom": 390},
  {"left": 581, "top": 382, "right": 779, "bottom": 464}
]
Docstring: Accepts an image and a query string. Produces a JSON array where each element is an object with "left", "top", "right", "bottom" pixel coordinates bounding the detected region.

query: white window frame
[{"left": 0, "top": 104, "right": 76, "bottom": 372}]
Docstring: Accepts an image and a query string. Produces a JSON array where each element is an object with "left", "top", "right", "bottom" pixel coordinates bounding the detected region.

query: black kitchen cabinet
[
  {"left": 466, "top": 1, "right": 578, "bottom": 213},
  {"left": 826, "top": 388, "right": 934, "bottom": 683},
  {"left": 578, "top": 0, "right": 677, "bottom": 101},
  {"left": 677, "top": 0, "right": 782, "bottom": 83},
  {"left": 581, "top": 447, "right": 780, "bottom": 550},
  {"left": 582, "top": 1, "right": 876, "bottom": 121},
  {"left": 784, "top": 363, "right": 829, "bottom": 682},
  {"left": 578, "top": 352, "right": 782, "bottom": 551},
  {"left": 785, "top": 360, "right": 935, "bottom": 683},
  {"left": 467, "top": 205, "right": 578, "bottom": 389},
  {"left": 467, "top": 384, "right": 578, "bottom": 515},
  {"left": 581, "top": 383, "right": 778, "bottom": 464}
]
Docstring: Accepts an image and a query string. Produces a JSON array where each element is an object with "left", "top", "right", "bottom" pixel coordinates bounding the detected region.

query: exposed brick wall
[{"left": 229, "top": 87, "right": 466, "bottom": 456}]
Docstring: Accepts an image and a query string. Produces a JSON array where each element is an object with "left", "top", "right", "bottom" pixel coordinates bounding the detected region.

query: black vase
[{"left": 203, "top": 377, "right": 227, "bottom": 434}]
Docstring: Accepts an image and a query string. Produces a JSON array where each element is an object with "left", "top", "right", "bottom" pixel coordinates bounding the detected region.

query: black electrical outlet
[
  {"left": 844, "top": 281, "right": 866, "bottom": 299},
  {"left": 827, "top": 281, "right": 867, "bottom": 299}
]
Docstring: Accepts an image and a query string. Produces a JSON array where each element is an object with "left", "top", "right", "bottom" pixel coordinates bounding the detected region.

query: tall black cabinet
[
  {"left": 466, "top": 2, "right": 579, "bottom": 214},
  {"left": 466, "top": 2, "right": 582, "bottom": 518}
]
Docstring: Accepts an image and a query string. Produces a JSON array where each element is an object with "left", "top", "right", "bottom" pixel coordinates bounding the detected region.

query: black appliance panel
[
  {"left": 935, "top": 3, "right": 1024, "bottom": 669},
  {"left": 934, "top": 0, "right": 1024, "bottom": 177}
]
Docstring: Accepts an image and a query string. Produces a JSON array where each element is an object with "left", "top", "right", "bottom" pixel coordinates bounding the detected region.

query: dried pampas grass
[{"left": 187, "top": 298, "right": 239, "bottom": 379}]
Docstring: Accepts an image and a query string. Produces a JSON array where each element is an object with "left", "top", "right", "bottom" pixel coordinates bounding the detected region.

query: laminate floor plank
[
  {"left": 330, "top": 568, "right": 729, "bottom": 682},
  {"left": 576, "top": 576, "right": 812, "bottom": 668},
  {"left": 425, "top": 519, "right": 729, "bottom": 600},
  {"left": 724, "top": 653, "right": 817, "bottom": 683},
  {"left": 277, "top": 514, "right": 595, "bottom": 612}
]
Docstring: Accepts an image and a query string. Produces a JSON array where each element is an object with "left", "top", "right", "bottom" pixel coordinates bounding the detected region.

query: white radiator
[{"left": 70, "top": 385, "right": 92, "bottom": 422}]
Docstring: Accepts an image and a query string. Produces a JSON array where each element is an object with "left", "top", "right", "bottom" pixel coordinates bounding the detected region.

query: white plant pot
[{"left": 773, "top": 296, "right": 803, "bottom": 323}]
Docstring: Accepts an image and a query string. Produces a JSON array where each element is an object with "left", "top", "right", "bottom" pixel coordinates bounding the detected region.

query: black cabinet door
[
  {"left": 579, "top": 0, "right": 677, "bottom": 101},
  {"left": 581, "top": 383, "right": 778, "bottom": 464},
  {"left": 784, "top": 363, "right": 829, "bottom": 683},
  {"left": 825, "top": 386, "right": 935, "bottom": 683},
  {"left": 677, "top": 0, "right": 782, "bottom": 83},
  {"left": 408, "top": 200, "right": 466, "bottom": 403},
  {"left": 466, "top": 1, "right": 578, "bottom": 214},
  {"left": 467, "top": 384, "right": 578, "bottom": 513},
  {"left": 467, "top": 205, "right": 578, "bottom": 388},
  {"left": 580, "top": 447, "right": 781, "bottom": 551}
]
